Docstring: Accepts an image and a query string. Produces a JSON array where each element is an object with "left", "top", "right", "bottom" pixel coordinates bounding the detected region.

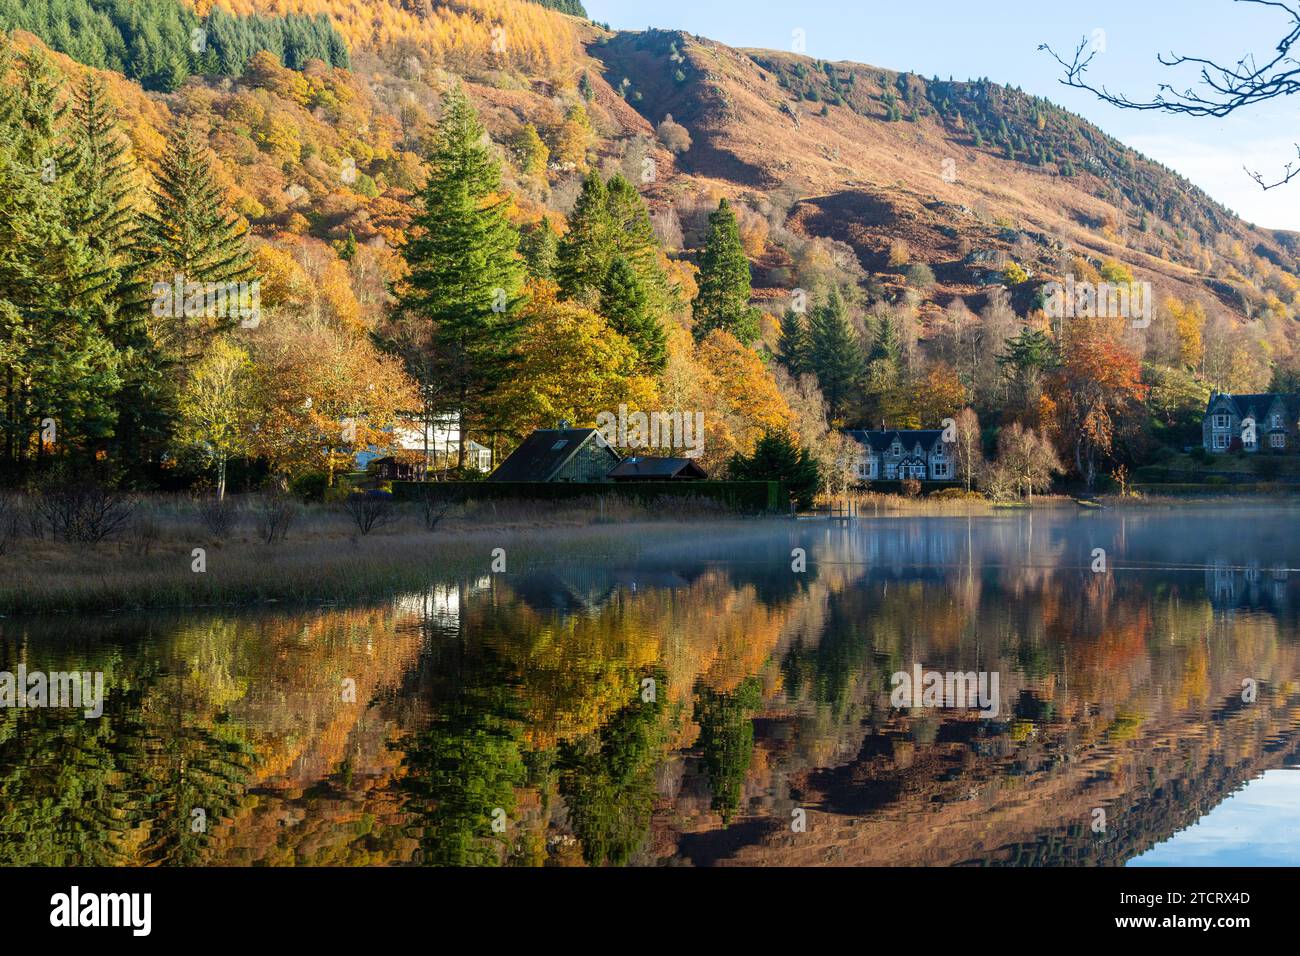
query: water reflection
[{"left": 2, "top": 507, "right": 1298, "bottom": 866}]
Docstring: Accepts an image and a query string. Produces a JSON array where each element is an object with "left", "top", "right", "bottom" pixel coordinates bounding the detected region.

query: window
[
  {"left": 1271, "top": 433, "right": 1286, "bottom": 449},
  {"left": 1273, "top": 414, "right": 1284, "bottom": 427},
  {"left": 885, "top": 463, "right": 897, "bottom": 479},
  {"left": 867, "top": 458, "right": 878, "bottom": 479},
  {"left": 1213, "top": 434, "right": 1229, "bottom": 450},
  {"left": 891, "top": 442, "right": 901, "bottom": 455},
  {"left": 933, "top": 462, "right": 951, "bottom": 479},
  {"left": 550, "top": 440, "right": 568, "bottom": 451},
  {"left": 909, "top": 464, "right": 925, "bottom": 479},
  {"left": 1213, "top": 413, "right": 1230, "bottom": 429},
  {"left": 856, "top": 458, "right": 869, "bottom": 479}
]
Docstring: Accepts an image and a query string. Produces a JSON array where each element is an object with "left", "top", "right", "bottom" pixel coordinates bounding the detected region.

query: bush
[
  {"left": 290, "top": 471, "right": 330, "bottom": 503},
  {"left": 123, "top": 503, "right": 163, "bottom": 557},
  {"left": 1188, "top": 446, "right": 1210, "bottom": 464},
  {"left": 29, "top": 480, "right": 135, "bottom": 544},
  {"left": 729, "top": 430, "right": 820, "bottom": 509},
  {"left": 255, "top": 495, "right": 298, "bottom": 544},
  {"left": 1253, "top": 455, "right": 1282, "bottom": 479},
  {"left": 929, "top": 487, "right": 982, "bottom": 500},
  {"left": 344, "top": 493, "right": 397, "bottom": 536},
  {"left": 196, "top": 495, "right": 240, "bottom": 539},
  {"left": 900, "top": 478, "right": 922, "bottom": 498},
  {"left": 0, "top": 493, "right": 20, "bottom": 555},
  {"left": 656, "top": 114, "right": 692, "bottom": 154},
  {"left": 905, "top": 262, "right": 935, "bottom": 289}
]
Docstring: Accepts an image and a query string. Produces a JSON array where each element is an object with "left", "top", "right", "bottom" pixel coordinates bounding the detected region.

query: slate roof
[
  {"left": 488, "top": 429, "right": 617, "bottom": 482},
  {"left": 607, "top": 457, "right": 708, "bottom": 479},
  {"left": 1208, "top": 394, "right": 1299, "bottom": 427},
  {"left": 844, "top": 429, "right": 947, "bottom": 454}
]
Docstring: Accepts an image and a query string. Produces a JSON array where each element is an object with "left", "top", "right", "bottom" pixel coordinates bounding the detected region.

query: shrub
[
  {"left": 905, "top": 262, "right": 935, "bottom": 289},
  {"left": 656, "top": 114, "right": 692, "bottom": 154},
  {"left": 900, "top": 478, "right": 922, "bottom": 498},
  {"left": 345, "top": 493, "right": 397, "bottom": 536},
  {"left": 255, "top": 495, "right": 299, "bottom": 544},
  {"left": 197, "top": 496, "right": 240, "bottom": 538},
  {"left": 929, "top": 487, "right": 982, "bottom": 500},
  {"left": 29, "top": 481, "right": 135, "bottom": 544},
  {"left": 1253, "top": 456, "right": 1282, "bottom": 479},
  {"left": 729, "top": 430, "right": 820, "bottom": 509},
  {"left": 290, "top": 471, "right": 330, "bottom": 503},
  {"left": 0, "top": 494, "right": 20, "bottom": 555},
  {"left": 122, "top": 503, "right": 163, "bottom": 557}
]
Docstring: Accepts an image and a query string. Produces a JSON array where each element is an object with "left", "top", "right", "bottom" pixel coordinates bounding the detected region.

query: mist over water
[{"left": 3, "top": 505, "right": 1298, "bottom": 866}]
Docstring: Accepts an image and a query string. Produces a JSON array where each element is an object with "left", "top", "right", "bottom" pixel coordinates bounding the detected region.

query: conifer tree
[
  {"left": 808, "top": 288, "right": 864, "bottom": 421},
  {"left": 395, "top": 84, "right": 524, "bottom": 468},
  {"left": 146, "top": 122, "right": 254, "bottom": 288},
  {"left": 692, "top": 199, "right": 759, "bottom": 345},
  {"left": 600, "top": 256, "right": 667, "bottom": 374},
  {"left": 143, "top": 121, "right": 255, "bottom": 370},
  {"left": 776, "top": 309, "right": 810, "bottom": 376},
  {"left": 555, "top": 171, "right": 613, "bottom": 303},
  {"left": 69, "top": 74, "right": 167, "bottom": 475},
  {"left": 520, "top": 216, "right": 559, "bottom": 281}
]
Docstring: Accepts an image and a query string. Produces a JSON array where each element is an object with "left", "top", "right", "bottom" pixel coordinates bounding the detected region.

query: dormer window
[{"left": 1213, "top": 413, "right": 1230, "bottom": 429}]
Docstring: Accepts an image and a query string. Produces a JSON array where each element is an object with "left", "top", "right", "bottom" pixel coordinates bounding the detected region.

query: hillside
[{"left": 3, "top": 0, "right": 1298, "bottom": 492}]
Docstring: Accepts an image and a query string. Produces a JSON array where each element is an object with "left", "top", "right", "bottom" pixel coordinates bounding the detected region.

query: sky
[
  {"left": 1127, "top": 767, "right": 1300, "bottom": 866},
  {"left": 585, "top": 0, "right": 1300, "bottom": 231}
]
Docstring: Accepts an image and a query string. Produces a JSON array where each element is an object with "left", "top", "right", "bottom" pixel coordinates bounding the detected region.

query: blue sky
[
  {"left": 585, "top": 0, "right": 1300, "bottom": 230},
  {"left": 1127, "top": 767, "right": 1300, "bottom": 866}
]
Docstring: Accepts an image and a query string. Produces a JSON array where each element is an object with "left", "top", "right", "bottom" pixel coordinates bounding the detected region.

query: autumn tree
[
  {"left": 175, "top": 338, "right": 251, "bottom": 500},
  {"left": 1046, "top": 320, "right": 1148, "bottom": 490},
  {"left": 992, "top": 422, "right": 1061, "bottom": 501},
  {"left": 951, "top": 406, "right": 983, "bottom": 492}
]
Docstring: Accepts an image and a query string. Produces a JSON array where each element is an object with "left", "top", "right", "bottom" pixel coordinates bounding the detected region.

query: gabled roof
[
  {"left": 844, "top": 429, "right": 946, "bottom": 454},
  {"left": 1207, "top": 393, "right": 1298, "bottom": 421},
  {"left": 607, "top": 457, "right": 708, "bottom": 479},
  {"left": 488, "top": 428, "right": 618, "bottom": 482}
]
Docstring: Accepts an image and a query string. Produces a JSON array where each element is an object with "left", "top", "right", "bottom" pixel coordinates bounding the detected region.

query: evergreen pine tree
[
  {"left": 776, "top": 309, "right": 810, "bottom": 376},
  {"left": 143, "top": 121, "right": 255, "bottom": 366},
  {"left": 519, "top": 216, "right": 559, "bottom": 281},
  {"left": 729, "top": 430, "right": 820, "bottom": 508},
  {"left": 555, "top": 171, "right": 614, "bottom": 304},
  {"left": 600, "top": 256, "right": 667, "bottom": 374},
  {"left": 808, "top": 287, "right": 863, "bottom": 421},
  {"left": 692, "top": 199, "right": 759, "bottom": 345},
  {"left": 394, "top": 84, "right": 524, "bottom": 469}
]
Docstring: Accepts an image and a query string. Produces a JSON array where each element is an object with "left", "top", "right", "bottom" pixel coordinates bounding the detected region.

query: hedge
[{"left": 389, "top": 480, "right": 787, "bottom": 513}]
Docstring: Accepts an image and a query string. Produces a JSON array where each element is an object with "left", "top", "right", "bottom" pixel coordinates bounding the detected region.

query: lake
[{"left": 2, "top": 505, "right": 1298, "bottom": 866}]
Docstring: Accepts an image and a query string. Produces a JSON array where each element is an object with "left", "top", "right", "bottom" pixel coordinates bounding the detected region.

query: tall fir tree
[
  {"left": 519, "top": 216, "right": 559, "bottom": 281},
  {"left": 555, "top": 171, "right": 614, "bottom": 303},
  {"left": 692, "top": 199, "right": 759, "bottom": 345},
  {"left": 394, "top": 84, "right": 524, "bottom": 468},
  {"left": 143, "top": 121, "right": 255, "bottom": 367},
  {"left": 600, "top": 256, "right": 667, "bottom": 374},
  {"left": 0, "top": 59, "right": 121, "bottom": 475},
  {"left": 808, "top": 288, "right": 863, "bottom": 422},
  {"left": 776, "top": 309, "right": 810, "bottom": 376},
  {"left": 68, "top": 74, "right": 168, "bottom": 477}
]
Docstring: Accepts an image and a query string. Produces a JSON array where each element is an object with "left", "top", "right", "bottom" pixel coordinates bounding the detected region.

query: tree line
[{"left": 0, "top": 0, "right": 349, "bottom": 91}]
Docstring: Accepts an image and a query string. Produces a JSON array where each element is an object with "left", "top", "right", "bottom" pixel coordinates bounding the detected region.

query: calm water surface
[{"left": 2, "top": 506, "right": 1298, "bottom": 866}]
